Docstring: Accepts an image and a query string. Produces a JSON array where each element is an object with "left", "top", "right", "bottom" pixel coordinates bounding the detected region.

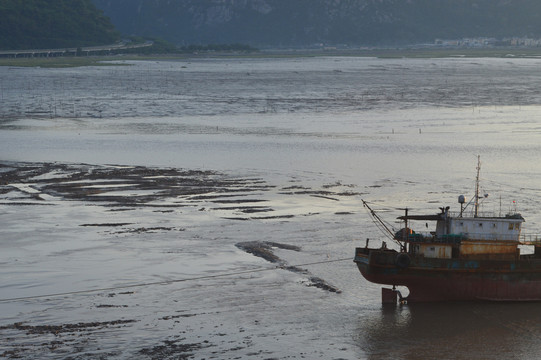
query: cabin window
[{"left": 509, "top": 223, "right": 520, "bottom": 230}]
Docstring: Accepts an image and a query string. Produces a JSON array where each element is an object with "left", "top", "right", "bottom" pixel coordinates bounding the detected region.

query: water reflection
[{"left": 355, "top": 302, "right": 541, "bottom": 360}]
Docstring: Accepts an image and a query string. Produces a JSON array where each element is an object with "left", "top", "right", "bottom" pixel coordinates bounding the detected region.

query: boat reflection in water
[{"left": 354, "top": 302, "right": 541, "bottom": 359}]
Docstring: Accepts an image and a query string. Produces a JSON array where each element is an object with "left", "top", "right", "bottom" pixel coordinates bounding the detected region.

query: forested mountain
[
  {"left": 0, "top": 0, "right": 119, "bottom": 50},
  {"left": 4, "top": 0, "right": 540, "bottom": 51},
  {"left": 92, "top": 0, "right": 541, "bottom": 47}
]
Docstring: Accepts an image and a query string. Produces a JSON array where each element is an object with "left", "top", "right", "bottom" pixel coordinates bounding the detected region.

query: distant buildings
[
  {"left": 435, "top": 37, "right": 541, "bottom": 48},
  {"left": 506, "top": 37, "right": 541, "bottom": 47}
]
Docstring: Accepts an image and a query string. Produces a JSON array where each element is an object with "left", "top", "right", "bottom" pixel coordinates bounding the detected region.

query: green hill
[
  {"left": 92, "top": 0, "right": 541, "bottom": 47},
  {"left": 0, "top": 0, "right": 119, "bottom": 50}
]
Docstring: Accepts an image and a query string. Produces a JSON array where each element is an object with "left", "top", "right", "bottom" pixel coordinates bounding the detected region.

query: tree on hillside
[{"left": 0, "top": 0, "right": 119, "bottom": 50}]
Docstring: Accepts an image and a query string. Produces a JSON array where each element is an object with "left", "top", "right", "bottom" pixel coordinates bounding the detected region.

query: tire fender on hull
[{"left": 395, "top": 253, "right": 410, "bottom": 268}]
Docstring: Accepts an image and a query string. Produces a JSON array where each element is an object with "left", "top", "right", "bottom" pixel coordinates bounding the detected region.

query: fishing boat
[{"left": 354, "top": 156, "right": 541, "bottom": 303}]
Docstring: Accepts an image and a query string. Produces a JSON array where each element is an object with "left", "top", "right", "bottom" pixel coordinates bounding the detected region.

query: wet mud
[
  {"left": 138, "top": 341, "right": 204, "bottom": 360},
  {"left": 4, "top": 56, "right": 541, "bottom": 360},
  {"left": 235, "top": 241, "right": 301, "bottom": 263},
  {"left": 0, "top": 320, "right": 137, "bottom": 359},
  {"left": 236, "top": 241, "right": 342, "bottom": 293},
  {"left": 0, "top": 160, "right": 361, "bottom": 231},
  {"left": 0, "top": 319, "right": 137, "bottom": 335},
  {"left": 0, "top": 161, "right": 271, "bottom": 206},
  {"left": 1, "top": 161, "right": 359, "bottom": 223},
  {"left": 0, "top": 161, "right": 355, "bottom": 358}
]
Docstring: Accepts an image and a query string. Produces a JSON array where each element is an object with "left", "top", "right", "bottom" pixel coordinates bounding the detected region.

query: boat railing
[
  {"left": 520, "top": 234, "right": 541, "bottom": 245},
  {"left": 406, "top": 231, "right": 523, "bottom": 243},
  {"left": 464, "top": 232, "right": 521, "bottom": 241},
  {"left": 404, "top": 232, "right": 464, "bottom": 244},
  {"left": 448, "top": 210, "right": 521, "bottom": 219}
]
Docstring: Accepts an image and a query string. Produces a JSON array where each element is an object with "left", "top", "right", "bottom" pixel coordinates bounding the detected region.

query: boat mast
[{"left": 474, "top": 155, "right": 481, "bottom": 218}]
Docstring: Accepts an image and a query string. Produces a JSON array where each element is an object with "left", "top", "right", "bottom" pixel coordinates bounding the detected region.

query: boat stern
[{"left": 354, "top": 247, "right": 404, "bottom": 282}]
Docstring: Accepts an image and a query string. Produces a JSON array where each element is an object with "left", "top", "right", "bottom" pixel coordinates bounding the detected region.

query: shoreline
[{"left": 2, "top": 47, "right": 541, "bottom": 68}]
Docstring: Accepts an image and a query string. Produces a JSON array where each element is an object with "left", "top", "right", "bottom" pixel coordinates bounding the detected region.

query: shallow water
[{"left": 2, "top": 56, "right": 541, "bottom": 359}]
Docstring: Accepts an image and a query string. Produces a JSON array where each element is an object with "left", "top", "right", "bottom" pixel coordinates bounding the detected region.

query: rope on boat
[
  {"left": 361, "top": 199, "right": 401, "bottom": 247},
  {"left": 0, "top": 257, "right": 352, "bottom": 303}
]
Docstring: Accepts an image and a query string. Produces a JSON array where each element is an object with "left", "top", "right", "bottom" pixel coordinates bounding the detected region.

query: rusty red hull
[{"left": 354, "top": 248, "right": 541, "bottom": 302}]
